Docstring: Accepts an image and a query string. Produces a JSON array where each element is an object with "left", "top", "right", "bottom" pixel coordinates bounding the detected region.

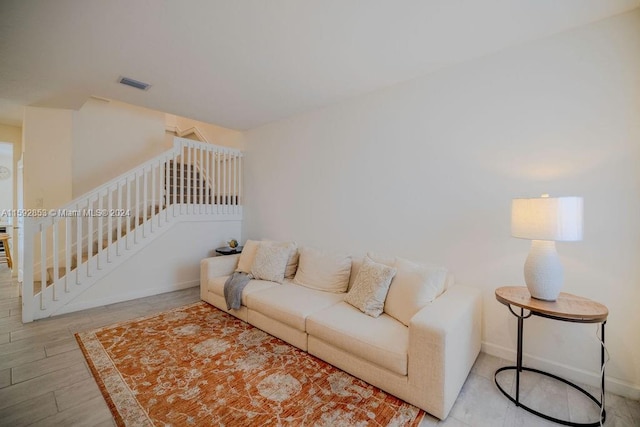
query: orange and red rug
[{"left": 76, "top": 302, "right": 424, "bottom": 426}]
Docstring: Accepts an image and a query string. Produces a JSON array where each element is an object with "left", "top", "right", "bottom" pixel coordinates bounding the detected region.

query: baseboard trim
[
  {"left": 55, "top": 280, "right": 200, "bottom": 315},
  {"left": 482, "top": 341, "right": 640, "bottom": 400}
]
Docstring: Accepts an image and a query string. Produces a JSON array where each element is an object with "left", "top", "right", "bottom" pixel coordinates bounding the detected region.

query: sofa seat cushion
[
  {"left": 306, "top": 302, "right": 408, "bottom": 376},
  {"left": 207, "top": 276, "right": 278, "bottom": 305},
  {"left": 245, "top": 283, "right": 345, "bottom": 332}
]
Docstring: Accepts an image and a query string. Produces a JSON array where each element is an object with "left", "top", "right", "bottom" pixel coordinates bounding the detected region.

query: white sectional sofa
[{"left": 200, "top": 244, "right": 482, "bottom": 420}]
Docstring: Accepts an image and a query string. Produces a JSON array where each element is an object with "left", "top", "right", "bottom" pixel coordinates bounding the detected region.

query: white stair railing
[{"left": 22, "top": 137, "right": 242, "bottom": 322}]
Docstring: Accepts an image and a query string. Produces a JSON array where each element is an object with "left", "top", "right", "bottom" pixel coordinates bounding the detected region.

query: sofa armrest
[
  {"left": 408, "top": 285, "right": 482, "bottom": 419},
  {"left": 200, "top": 254, "right": 240, "bottom": 284}
]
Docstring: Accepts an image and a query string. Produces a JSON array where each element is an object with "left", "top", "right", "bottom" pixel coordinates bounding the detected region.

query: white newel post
[
  {"left": 22, "top": 218, "right": 34, "bottom": 323},
  {"left": 65, "top": 215, "right": 71, "bottom": 293},
  {"left": 39, "top": 223, "right": 46, "bottom": 308},
  {"left": 76, "top": 203, "right": 82, "bottom": 284}
]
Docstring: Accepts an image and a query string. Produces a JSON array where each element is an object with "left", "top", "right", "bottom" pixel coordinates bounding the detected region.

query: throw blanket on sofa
[{"left": 224, "top": 272, "right": 252, "bottom": 310}]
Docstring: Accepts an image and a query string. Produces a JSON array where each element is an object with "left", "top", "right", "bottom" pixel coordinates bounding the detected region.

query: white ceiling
[{"left": 0, "top": 0, "right": 638, "bottom": 130}]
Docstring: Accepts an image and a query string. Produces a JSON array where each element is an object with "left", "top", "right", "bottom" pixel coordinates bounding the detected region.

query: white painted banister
[{"left": 22, "top": 137, "right": 243, "bottom": 322}]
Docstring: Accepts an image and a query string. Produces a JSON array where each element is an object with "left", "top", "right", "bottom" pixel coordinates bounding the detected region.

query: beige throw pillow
[
  {"left": 384, "top": 257, "right": 448, "bottom": 326},
  {"left": 344, "top": 256, "right": 397, "bottom": 317},
  {"left": 262, "top": 239, "right": 299, "bottom": 279},
  {"left": 293, "top": 247, "right": 352, "bottom": 293},
  {"left": 236, "top": 239, "right": 261, "bottom": 273},
  {"left": 251, "top": 242, "right": 291, "bottom": 283}
]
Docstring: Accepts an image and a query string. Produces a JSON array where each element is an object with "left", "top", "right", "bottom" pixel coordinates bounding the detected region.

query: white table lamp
[{"left": 511, "top": 194, "right": 583, "bottom": 301}]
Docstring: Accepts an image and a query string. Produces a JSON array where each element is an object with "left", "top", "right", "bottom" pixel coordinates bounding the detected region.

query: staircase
[{"left": 22, "top": 137, "right": 242, "bottom": 322}]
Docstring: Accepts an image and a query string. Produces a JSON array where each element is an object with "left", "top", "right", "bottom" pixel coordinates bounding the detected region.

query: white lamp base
[{"left": 524, "top": 240, "right": 564, "bottom": 301}]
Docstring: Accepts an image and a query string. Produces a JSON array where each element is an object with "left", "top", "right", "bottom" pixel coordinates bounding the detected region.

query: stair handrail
[{"left": 166, "top": 125, "right": 209, "bottom": 144}]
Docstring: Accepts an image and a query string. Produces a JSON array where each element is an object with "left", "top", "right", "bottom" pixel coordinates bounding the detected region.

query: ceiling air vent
[{"left": 118, "top": 76, "right": 151, "bottom": 91}]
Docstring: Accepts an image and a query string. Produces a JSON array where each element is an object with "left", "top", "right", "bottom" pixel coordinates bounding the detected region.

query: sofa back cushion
[
  {"left": 236, "top": 239, "right": 261, "bottom": 273},
  {"left": 347, "top": 258, "right": 362, "bottom": 291},
  {"left": 384, "top": 257, "right": 448, "bottom": 326},
  {"left": 284, "top": 247, "right": 300, "bottom": 279},
  {"left": 293, "top": 247, "right": 352, "bottom": 293}
]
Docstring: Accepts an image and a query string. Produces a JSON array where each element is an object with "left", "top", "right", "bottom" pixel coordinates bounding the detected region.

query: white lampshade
[{"left": 511, "top": 196, "right": 583, "bottom": 242}]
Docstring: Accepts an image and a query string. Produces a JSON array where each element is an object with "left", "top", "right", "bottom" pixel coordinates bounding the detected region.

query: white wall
[
  {"left": 243, "top": 10, "right": 640, "bottom": 397},
  {"left": 72, "top": 99, "right": 167, "bottom": 197},
  {"left": 23, "top": 107, "right": 73, "bottom": 209},
  {"left": 60, "top": 219, "right": 241, "bottom": 313}
]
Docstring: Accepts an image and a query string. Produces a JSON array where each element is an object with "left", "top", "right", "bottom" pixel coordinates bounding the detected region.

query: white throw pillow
[
  {"left": 293, "top": 247, "right": 352, "bottom": 293},
  {"left": 251, "top": 242, "right": 291, "bottom": 283},
  {"left": 263, "top": 239, "right": 299, "bottom": 279},
  {"left": 236, "top": 239, "right": 260, "bottom": 273},
  {"left": 344, "top": 256, "right": 397, "bottom": 317},
  {"left": 384, "top": 257, "right": 448, "bottom": 326}
]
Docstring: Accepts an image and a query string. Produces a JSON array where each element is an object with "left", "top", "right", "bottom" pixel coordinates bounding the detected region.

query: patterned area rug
[{"left": 76, "top": 302, "right": 424, "bottom": 426}]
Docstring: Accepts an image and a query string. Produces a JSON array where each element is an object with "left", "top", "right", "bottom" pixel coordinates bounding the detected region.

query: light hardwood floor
[{"left": 0, "top": 266, "right": 638, "bottom": 426}]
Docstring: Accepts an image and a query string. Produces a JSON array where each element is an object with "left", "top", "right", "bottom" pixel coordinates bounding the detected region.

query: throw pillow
[
  {"left": 262, "top": 239, "right": 299, "bottom": 279},
  {"left": 384, "top": 257, "right": 448, "bottom": 326},
  {"left": 293, "top": 247, "right": 352, "bottom": 293},
  {"left": 236, "top": 239, "right": 260, "bottom": 273},
  {"left": 251, "top": 242, "right": 291, "bottom": 283},
  {"left": 344, "top": 256, "right": 397, "bottom": 317}
]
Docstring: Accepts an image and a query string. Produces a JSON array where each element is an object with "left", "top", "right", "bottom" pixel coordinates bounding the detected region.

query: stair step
[
  {"left": 46, "top": 267, "right": 68, "bottom": 285},
  {"left": 167, "top": 191, "right": 210, "bottom": 197},
  {"left": 167, "top": 165, "right": 198, "bottom": 171},
  {"left": 44, "top": 251, "right": 84, "bottom": 285},
  {"left": 70, "top": 252, "right": 91, "bottom": 270},
  {"left": 92, "top": 238, "right": 111, "bottom": 254},
  {"left": 164, "top": 195, "right": 238, "bottom": 204},
  {"left": 166, "top": 199, "right": 215, "bottom": 205},
  {"left": 167, "top": 178, "right": 203, "bottom": 184},
  {"left": 167, "top": 164, "right": 199, "bottom": 172},
  {"left": 167, "top": 182, "right": 207, "bottom": 186},
  {"left": 33, "top": 281, "right": 42, "bottom": 296},
  {"left": 168, "top": 160, "right": 197, "bottom": 166}
]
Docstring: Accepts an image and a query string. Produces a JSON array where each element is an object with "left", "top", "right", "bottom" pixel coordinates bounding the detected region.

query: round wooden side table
[{"left": 494, "top": 286, "right": 608, "bottom": 427}]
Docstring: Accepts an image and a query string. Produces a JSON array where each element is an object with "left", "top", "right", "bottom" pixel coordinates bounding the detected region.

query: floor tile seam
[
  {"left": 11, "top": 349, "right": 82, "bottom": 372},
  {"left": 0, "top": 349, "right": 47, "bottom": 372},
  {"left": 0, "top": 369, "right": 91, "bottom": 412},
  {"left": 0, "top": 390, "right": 58, "bottom": 425}
]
